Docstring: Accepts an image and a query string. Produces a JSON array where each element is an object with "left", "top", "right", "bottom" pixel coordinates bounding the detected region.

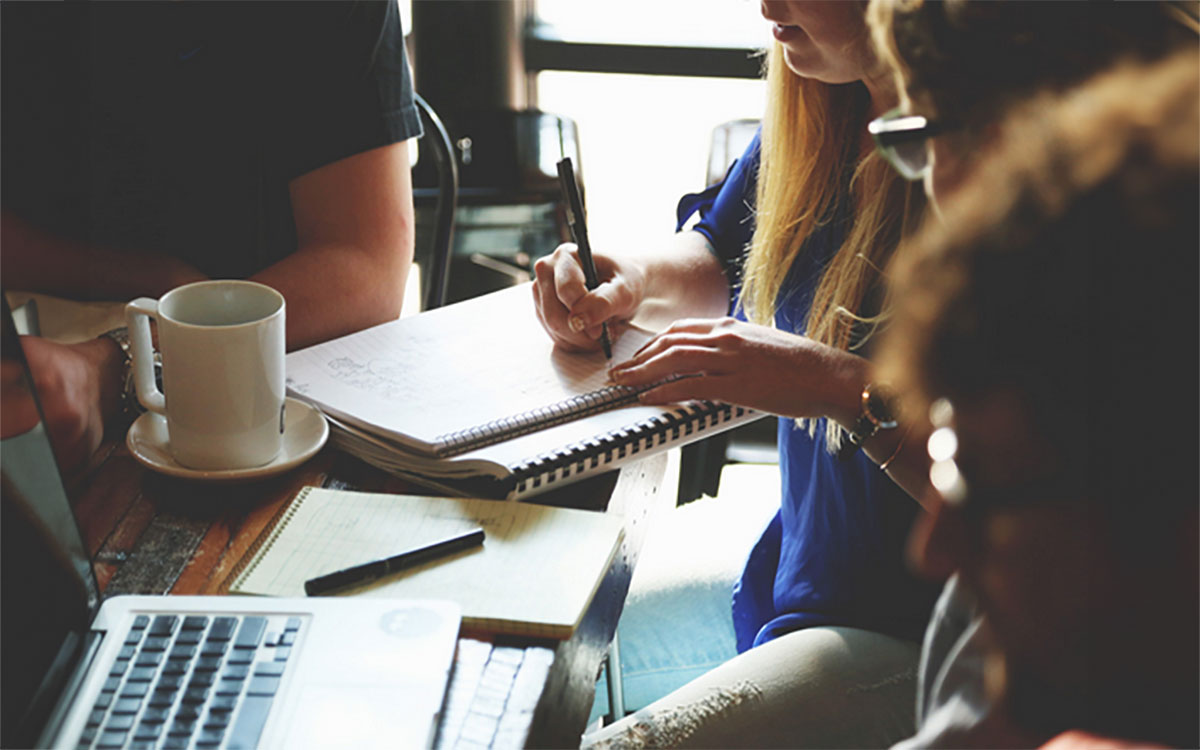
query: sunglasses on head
[{"left": 868, "top": 107, "right": 951, "bottom": 181}]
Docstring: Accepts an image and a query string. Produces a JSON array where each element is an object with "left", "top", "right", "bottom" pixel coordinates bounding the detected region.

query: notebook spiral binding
[
  {"left": 434, "top": 384, "right": 643, "bottom": 457},
  {"left": 510, "top": 401, "right": 750, "bottom": 495},
  {"left": 224, "top": 486, "right": 314, "bottom": 593}
]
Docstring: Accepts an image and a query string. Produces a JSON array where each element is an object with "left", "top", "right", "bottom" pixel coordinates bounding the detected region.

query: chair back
[{"left": 413, "top": 94, "right": 458, "bottom": 311}]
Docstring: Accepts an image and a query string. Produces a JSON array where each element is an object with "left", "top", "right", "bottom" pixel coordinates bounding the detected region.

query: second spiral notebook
[{"left": 286, "top": 283, "right": 762, "bottom": 500}]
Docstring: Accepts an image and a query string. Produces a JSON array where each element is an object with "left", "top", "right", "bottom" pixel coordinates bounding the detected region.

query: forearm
[
  {"left": 1, "top": 209, "right": 206, "bottom": 300},
  {"left": 630, "top": 230, "right": 731, "bottom": 330},
  {"left": 252, "top": 238, "right": 411, "bottom": 351}
]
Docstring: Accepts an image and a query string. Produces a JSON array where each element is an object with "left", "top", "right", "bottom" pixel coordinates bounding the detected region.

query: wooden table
[{"left": 73, "top": 439, "right": 671, "bottom": 749}]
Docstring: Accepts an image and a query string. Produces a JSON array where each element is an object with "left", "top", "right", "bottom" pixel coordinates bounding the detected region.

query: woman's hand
[
  {"left": 532, "top": 242, "right": 646, "bottom": 352},
  {"left": 609, "top": 317, "right": 869, "bottom": 423}
]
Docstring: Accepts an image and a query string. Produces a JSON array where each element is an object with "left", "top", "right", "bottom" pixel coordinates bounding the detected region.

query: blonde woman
[{"left": 533, "top": 3, "right": 936, "bottom": 746}]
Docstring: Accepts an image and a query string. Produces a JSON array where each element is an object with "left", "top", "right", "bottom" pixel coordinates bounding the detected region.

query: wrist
[
  {"left": 821, "top": 350, "right": 872, "bottom": 429},
  {"left": 81, "top": 335, "right": 126, "bottom": 421}
]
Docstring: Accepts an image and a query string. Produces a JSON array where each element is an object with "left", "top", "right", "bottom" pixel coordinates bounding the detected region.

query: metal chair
[{"left": 413, "top": 93, "right": 459, "bottom": 311}]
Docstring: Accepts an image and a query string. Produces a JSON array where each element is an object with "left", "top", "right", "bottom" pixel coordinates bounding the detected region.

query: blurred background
[{"left": 399, "top": 0, "right": 767, "bottom": 304}]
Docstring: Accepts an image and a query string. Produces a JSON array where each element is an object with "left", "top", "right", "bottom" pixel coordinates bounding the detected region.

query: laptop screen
[{"left": 1, "top": 299, "right": 100, "bottom": 747}]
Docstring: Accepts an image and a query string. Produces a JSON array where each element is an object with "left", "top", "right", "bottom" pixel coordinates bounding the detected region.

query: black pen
[
  {"left": 556, "top": 157, "right": 613, "bottom": 359},
  {"left": 304, "top": 527, "right": 485, "bottom": 596}
]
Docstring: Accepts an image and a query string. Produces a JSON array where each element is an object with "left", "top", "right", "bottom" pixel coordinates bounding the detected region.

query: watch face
[{"left": 865, "top": 387, "right": 899, "bottom": 430}]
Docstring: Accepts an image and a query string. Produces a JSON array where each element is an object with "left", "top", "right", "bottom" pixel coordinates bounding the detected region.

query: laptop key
[
  {"left": 168, "top": 720, "right": 196, "bottom": 737},
  {"left": 200, "top": 640, "right": 228, "bottom": 657},
  {"left": 134, "top": 722, "right": 162, "bottom": 740},
  {"left": 182, "top": 686, "right": 210, "bottom": 704},
  {"left": 226, "top": 649, "right": 254, "bottom": 665},
  {"left": 117, "top": 645, "right": 136, "bottom": 660},
  {"left": 182, "top": 615, "right": 209, "bottom": 630},
  {"left": 149, "top": 615, "right": 178, "bottom": 638},
  {"left": 129, "top": 741, "right": 156, "bottom": 750},
  {"left": 112, "top": 698, "right": 142, "bottom": 715},
  {"left": 127, "top": 666, "right": 156, "bottom": 682},
  {"left": 253, "top": 661, "right": 285, "bottom": 677},
  {"left": 134, "top": 652, "right": 163, "bottom": 668},
  {"left": 142, "top": 636, "right": 170, "bottom": 652},
  {"left": 103, "top": 676, "right": 121, "bottom": 692},
  {"left": 133, "top": 615, "right": 150, "bottom": 629},
  {"left": 108, "top": 659, "right": 130, "bottom": 678},
  {"left": 156, "top": 673, "right": 185, "bottom": 690},
  {"left": 169, "top": 644, "right": 197, "bottom": 661},
  {"left": 163, "top": 660, "right": 189, "bottom": 675},
  {"left": 141, "top": 707, "right": 170, "bottom": 723},
  {"left": 87, "top": 708, "right": 106, "bottom": 726},
  {"left": 163, "top": 737, "right": 189, "bottom": 750},
  {"left": 222, "top": 663, "right": 250, "bottom": 680},
  {"left": 208, "top": 617, "right": 237, "bottom": 641},
  {"left": 175, "top": 629, "right": 203, "bottom": 645},
  {"left": 234, "top": 616, "right": 267, "bottom": 649},
  {"left": 124, "top": 629, "right": 144, "bottom": 646},
  {"left": 210, "top": 695, "right": 238, "bottom": 713},
  {"left": 147, "top": 689, "right": 176, "bottom": 707},
  {"left": 284, "top": 616, "right": 301, "bottom": 631},
  {"left": 215, "top": 679, "right": 244, "bottom": 696},
  {"left": 273, "top": 646, "right": 292, "bottom": 661},
  {"left": 227, "top": 695, "right": 274, "bottom": 750},
  {"left": 281, "top": 630, "right": 297, "bottom": 646},
  {"left": 196, "top": 728, "right": 226, "bottom": 747},
  {"left": 93, "top": 692, "right": 115, "bottom": 709},
  {"left": 189, "top": 671, "right": 217, "bottom": 688},
  {"left": 247, "top": 675, "right": 280, "bottom": 696},
  {"left": 96, "top": 730, "right": 127, "bottom": 748},
  {"left": 175, "top": 704, "right": 201, "bottom": 721},
  {"left": 104, "top": 713, "right": 135, "bottom": 731},
  {"left": 194, "top": 655, "right": 223, "bottom": 672},
  {"left": 120, "top": 682, "right": 149, "bottom": 699},
  {"left": 205, "top": 711, "right": 232, "bottom": 728}
]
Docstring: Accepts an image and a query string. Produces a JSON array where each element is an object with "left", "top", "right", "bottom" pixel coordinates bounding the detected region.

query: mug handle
[{"left": 125, "top": 298, "right": 166, "bottom": 415}]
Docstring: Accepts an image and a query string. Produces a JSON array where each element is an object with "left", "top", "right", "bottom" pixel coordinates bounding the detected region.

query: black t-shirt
[{"left": 2, "top": 1, "right": 421, "bottom": 280}]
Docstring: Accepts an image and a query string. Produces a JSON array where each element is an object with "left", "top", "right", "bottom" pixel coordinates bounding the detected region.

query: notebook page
[
  {"left": 286, "top": 284, "right": 654, "bottom": 452},
  {"left": 230, "top": 487, "right": 625, "bottom": 637}
]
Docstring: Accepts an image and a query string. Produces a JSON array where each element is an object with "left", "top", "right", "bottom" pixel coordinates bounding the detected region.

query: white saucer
[{"left": 126, "top": 398, "right": 329, "bottom": 481}]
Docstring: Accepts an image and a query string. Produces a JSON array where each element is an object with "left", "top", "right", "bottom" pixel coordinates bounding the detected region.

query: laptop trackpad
[{"left": 282, "top": 684, "right": 437, "bottom": 749}]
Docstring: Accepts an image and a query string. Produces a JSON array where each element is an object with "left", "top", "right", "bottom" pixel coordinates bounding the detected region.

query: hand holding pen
[{"left": 555, "top": 158, "right": 613, "bottom": 359}]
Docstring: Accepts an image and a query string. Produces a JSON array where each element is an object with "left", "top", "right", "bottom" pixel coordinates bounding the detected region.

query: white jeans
[{"left": 581, "top": 626, "right": 921, "bottom": 749}]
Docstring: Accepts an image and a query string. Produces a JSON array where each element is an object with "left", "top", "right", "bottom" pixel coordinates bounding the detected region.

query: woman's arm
[{"left": 610, "top": 317, "right": 933, "bottom": 504}]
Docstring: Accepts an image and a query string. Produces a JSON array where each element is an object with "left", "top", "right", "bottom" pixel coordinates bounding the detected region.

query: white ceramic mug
[{"left": 126, "top": 280, "right": 286, "bottom": 470}]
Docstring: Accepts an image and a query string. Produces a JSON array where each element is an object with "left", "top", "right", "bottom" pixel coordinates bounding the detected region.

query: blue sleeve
[{"left": 675, "top": 129, "right": 761, "bottom": 286}]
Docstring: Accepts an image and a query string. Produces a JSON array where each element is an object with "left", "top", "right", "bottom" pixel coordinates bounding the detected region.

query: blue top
[{"left": 678, "top": 132, "right": 938, "bottom": 652}]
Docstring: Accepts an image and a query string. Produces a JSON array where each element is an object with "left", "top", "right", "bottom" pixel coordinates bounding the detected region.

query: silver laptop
[{"left": 1, "top": 300, "right": 462, "bottom": 750}]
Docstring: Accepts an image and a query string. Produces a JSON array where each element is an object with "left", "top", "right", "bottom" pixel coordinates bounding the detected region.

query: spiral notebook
[
  {"left": 226, "top": 487, "right": 625, "bottom": 639},
  {"left": 286, "top": 283, "right": 761, "bottom": 500}
]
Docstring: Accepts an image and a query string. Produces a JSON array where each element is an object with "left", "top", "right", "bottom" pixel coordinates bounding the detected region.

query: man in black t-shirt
[{"left": 1, "top": 1, "right": 422, "bottom": 479}]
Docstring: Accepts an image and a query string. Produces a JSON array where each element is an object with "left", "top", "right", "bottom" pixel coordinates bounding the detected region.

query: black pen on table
[
  {"left": 556, "top": 157, "right": 613, "bottom": 359},
  {"left": 304, "top": 527, "right": 485, "bottom": 596}
]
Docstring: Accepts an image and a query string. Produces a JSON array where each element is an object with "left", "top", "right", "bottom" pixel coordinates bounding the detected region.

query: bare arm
[
  {"left": 1, "top": 209, "right": 206, "bottom": 300},
  {"left": 258, "top": 140, "right": 415, "bottom": 351}
]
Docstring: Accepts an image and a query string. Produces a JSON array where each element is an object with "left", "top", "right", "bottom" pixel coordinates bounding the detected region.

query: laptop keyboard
[{"left": 77, "top": 613, "right": 303, "bottom": 750}]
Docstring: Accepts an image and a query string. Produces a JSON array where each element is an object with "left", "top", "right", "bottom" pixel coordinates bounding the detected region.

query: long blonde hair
[{"left": 740, "top": 43, "right": 923, "bottom": 448}]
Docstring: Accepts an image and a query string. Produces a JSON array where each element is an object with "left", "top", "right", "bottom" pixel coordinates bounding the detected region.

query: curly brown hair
[
  {"left": 868, "top": 0, "right": 1196, "bottom": 132},
  {"left": 880, "top": 48, "right": 1199, "bottom": 501}
]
